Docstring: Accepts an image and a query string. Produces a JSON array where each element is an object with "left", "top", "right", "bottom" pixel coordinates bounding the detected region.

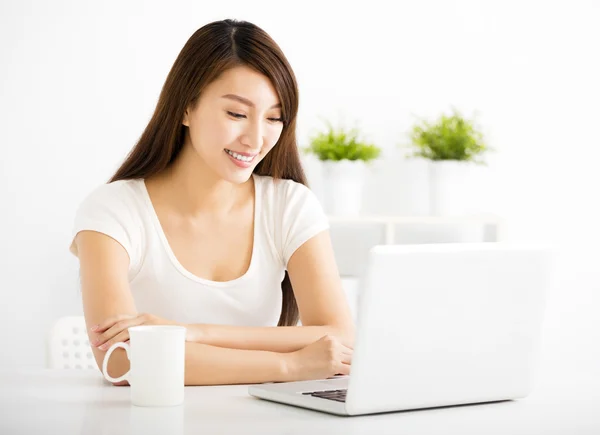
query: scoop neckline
[{"left": 138, "top": 173, "right": 260, "bottom": 287}]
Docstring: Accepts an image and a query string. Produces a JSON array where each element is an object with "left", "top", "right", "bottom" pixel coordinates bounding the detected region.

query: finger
[
  {"left": 94, "top": 317, "right": 143, "bottom": 347},
  {"left": 335, "top": 363, "right": 351, "bottom": 376},
  {"left": 91, "top": 315, "right": 124, "bottom": 333},
  {"left": 340, "top": 345, "right": 353, "bottom": 355},
  {"left": 341, "top": 339, "right": 354, "bottom": 350},
  {"left": 338, "top": 347, "right": 353, "bottom": 359},
  {"left": 98, "top": 330, "right": 131, "bottom": 351},
  {"left": 340, "top": 341, "right": 354, "bottom": 352},
  {"left": 92, "top": 314, "right": 137, "bottom": 333},
  {"left": 341, "top": 352, "right": 352, "bottom": 365}
]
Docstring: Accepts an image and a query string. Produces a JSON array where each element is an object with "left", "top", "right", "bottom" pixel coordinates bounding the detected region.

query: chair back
[{"left": 47, "top": 316, "right": 96, "bottom": 369}]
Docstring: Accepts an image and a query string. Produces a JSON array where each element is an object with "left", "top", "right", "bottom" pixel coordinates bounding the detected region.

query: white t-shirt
[{"left": 69, "top": 173, "right": 329, "bottom": 327}]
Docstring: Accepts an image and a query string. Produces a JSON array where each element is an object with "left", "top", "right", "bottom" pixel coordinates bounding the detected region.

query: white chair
[{"left": 47, "top": 316, "right": 97, "bottom": 370}]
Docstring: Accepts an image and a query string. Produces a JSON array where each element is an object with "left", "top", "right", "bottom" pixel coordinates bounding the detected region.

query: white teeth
[{"left": 226, "top": 149, "right": 254, "bottom": 162}]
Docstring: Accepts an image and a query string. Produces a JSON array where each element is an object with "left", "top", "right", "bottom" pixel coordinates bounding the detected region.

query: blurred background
[{"left": 0, "top": 0, "right": 598, "bottom": 382}]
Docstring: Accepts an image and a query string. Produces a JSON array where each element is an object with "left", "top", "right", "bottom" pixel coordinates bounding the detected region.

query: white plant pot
[
  {"left": 429, "top": 160, "right": 474, "bottom": 216},
  {"left": 322, "top": 160, "right": 367, "bottom": 216}
]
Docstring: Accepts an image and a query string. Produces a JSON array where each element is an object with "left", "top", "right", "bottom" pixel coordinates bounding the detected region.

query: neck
[{"left": 147, "top": 142, "right": 253, "bottom": 217}]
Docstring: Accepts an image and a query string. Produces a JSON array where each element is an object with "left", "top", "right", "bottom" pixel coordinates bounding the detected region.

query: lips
[{"left": 224, "top": 149, "right": 258, "bottom": 157}]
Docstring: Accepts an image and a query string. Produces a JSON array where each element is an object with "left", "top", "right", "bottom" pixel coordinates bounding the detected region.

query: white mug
[{"left": 102, "top": 325, "right": 186, "bottom": 407}]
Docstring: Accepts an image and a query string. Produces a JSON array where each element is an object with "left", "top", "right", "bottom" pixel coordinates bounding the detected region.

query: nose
[{"left": 241, "top": 120, "right": 264, "bottom": 151}]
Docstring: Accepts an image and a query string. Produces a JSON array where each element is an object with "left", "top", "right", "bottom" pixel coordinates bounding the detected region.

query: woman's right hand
[{"left": 282, "top": 335, "right": 352, "bottom": 382}]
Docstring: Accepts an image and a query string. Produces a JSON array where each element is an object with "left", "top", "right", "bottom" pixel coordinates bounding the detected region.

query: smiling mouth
[{"left": 224, "top": 149, "right": 257, "bottom": 163}]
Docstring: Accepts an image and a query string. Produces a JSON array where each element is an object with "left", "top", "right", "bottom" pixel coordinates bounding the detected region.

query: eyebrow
[{"left": 221, "top": 94, "right": 282, "bottom": 110}]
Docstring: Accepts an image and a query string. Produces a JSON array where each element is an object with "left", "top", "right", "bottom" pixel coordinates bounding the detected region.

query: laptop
[{"left": 249, "top": 242, "right": 554, "bottom": 416}]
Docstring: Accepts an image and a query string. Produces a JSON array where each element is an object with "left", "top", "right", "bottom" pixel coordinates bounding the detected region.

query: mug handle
[{"left": 102, "top": 342, "right": 131, "bottom": 384}]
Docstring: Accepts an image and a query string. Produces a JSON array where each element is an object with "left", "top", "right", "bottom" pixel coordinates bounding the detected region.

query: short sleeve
[
  {"left": 69, "top": 181, "right": 142, "bottom": 273},
  {"left": 280, "top": 181, "right": 330, "bottom": 266}
]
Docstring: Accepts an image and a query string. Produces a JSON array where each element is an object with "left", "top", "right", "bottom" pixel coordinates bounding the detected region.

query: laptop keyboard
[{"left": 302, "top": 389, "right": 347, "bottom": 402}]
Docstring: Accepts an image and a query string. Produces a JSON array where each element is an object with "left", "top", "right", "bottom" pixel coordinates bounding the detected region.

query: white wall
[{"left": 1, "top": 0, "right": 598, "bottom": 379}]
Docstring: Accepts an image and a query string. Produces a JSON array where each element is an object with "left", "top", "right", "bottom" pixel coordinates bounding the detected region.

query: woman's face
[{"left": 182, "top": 65, "right": 285, "bottom": 184}]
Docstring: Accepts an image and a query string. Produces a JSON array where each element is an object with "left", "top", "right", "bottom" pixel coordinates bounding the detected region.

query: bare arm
[
  {"left": 189, "top": 230, "right": 355, "bottom": 352},
  {"left": 98, "top": 340, "right": 288, "bottom": 386},
  {"left": 76, "top": 230, "right": 289, "bottom": 385}
]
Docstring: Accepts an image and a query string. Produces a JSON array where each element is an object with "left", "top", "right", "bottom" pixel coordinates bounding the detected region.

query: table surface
[{"left": 1, "top": 366, "right": 598, "bottom": 435}]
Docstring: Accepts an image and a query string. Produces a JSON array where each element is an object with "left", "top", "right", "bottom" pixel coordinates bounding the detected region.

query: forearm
[
  {"left": 101, "top": 342, "right": 289, "bottom": 386},
  {"left": 184, "top": 342, "right": 289, "bottom": 385},
  {"left": 191, "top": 324, "right": 355, "bottom": 353}
]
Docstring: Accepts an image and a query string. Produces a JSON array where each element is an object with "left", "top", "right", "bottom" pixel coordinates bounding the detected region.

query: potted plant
[
  {"left": 305, "top": 121, "right": 381, "bottom": 216},
  {"left": 404, "top": 107, "right": 492, "bottom": 216}
]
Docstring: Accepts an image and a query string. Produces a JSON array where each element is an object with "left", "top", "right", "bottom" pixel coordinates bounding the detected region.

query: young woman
[{"left": 70, "top": 19, "right": 354, "bottom": 386}]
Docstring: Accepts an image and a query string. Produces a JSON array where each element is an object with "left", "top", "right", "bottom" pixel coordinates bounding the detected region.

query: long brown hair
[{"left": 110, "top": 19, "right": 306, "bottom": 326}]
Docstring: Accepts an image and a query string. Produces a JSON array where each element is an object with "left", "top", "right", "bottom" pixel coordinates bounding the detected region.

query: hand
[
  {"left": 90, "top": 313, "right": 183, "bottom": 351},
  {"left": 282, "top": 335, "right": 352, "bottom": 382}
]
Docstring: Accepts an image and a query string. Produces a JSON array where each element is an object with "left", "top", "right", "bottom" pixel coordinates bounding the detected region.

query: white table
[{"left": 1, "top": 367, "right": 598, "bottom": 435}]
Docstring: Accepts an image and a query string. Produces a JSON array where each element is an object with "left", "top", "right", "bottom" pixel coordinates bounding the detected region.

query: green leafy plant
[
  {"left": 304, "top": 121, "right": 381, "bottom": 162},
  {"left": 405, "top": 108, "right": 492, "bottom": 164}
]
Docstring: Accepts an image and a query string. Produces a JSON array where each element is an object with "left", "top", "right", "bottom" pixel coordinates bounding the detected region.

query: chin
[
  {"left": 218, "top": 151, "right": 260, "bottom": 184},
  {"left": 221, "top": 169, "right": 254, "bottom": 185}
]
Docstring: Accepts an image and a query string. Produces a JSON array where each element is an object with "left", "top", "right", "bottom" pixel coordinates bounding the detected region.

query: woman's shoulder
[
  {"left": 79, "top": 179, "right": 143, "bottom": 215},
  {"left": 254, "top": 174, "right": 326, "bottom": 223},
  {"left": 253, "top": 174, "right": 329, "bottom": 266},
  {"left": 74, "top": 178, "right": 147, "bottom": 227},
  {"left": 70, "top": 178, "right": 147, "bottom": 260},
  {"left": 254, "top": 173, "right": 313, "bottom": 204},
  {"left": 80, "top": 178, "right": 144, "bottom": 205}
]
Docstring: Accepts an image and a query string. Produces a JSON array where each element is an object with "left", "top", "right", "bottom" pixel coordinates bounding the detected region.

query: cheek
[
  {"left": 195, "top": 116, "right": 242, "bottom": 151},
  {"left": 263, "top": 126, "right": 284, "bottom": 153},
  {"left": 214, "top": 118, "right": 243, "bottom": 147}
]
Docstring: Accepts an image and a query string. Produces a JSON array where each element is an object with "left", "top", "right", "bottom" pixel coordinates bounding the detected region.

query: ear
[{"left": 182, "top": 108, "right": 190, "bottom": 127}]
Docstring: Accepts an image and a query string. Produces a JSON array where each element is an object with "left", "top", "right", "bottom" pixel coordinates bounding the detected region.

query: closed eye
[
  {"left": 227, "top": 111, "right": 284, "bottom": 123},
  {"left": 227, "top": 111, "right": 246, "bottom": 119}
]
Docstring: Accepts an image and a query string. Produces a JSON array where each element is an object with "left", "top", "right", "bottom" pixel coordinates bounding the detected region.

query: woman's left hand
[{"left": 90, "top": 313, "right": 183, "bottom": 351}]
